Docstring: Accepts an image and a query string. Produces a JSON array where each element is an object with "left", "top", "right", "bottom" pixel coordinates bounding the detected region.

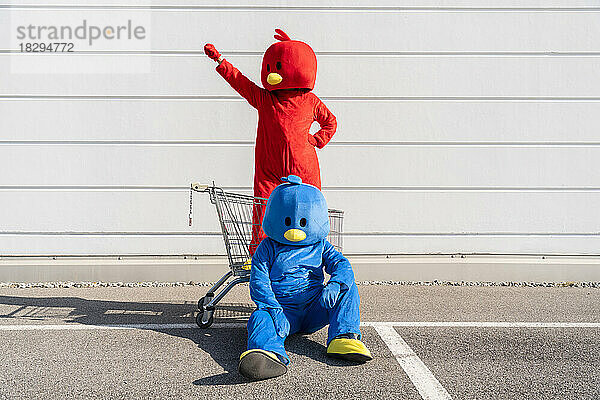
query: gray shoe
[{"left": 238, "top": 349, "right": 288, "bottom": 381}]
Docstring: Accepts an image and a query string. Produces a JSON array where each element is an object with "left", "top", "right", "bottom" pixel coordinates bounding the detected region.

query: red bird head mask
[{"left": 261, "top": 29, "right": 317, "bottom": 91}]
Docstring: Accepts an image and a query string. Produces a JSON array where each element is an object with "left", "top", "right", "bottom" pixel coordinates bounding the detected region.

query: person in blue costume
[{"left": 238, "top": 175, "right": 372, "bottom": 381}]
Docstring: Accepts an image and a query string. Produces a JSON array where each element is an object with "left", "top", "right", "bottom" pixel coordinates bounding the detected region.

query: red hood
[{"left": 261, "top": 29, "right": 317, "bottom": 91}]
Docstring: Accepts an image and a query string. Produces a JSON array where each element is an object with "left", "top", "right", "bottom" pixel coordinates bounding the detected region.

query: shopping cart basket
[{"left": 189, "top": 182, "right": 344, "bottom": 328}]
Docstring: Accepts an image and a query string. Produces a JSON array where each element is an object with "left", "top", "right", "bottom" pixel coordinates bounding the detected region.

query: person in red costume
[{"left": 204, "top": 29, "right": 337, "bottom": 254}]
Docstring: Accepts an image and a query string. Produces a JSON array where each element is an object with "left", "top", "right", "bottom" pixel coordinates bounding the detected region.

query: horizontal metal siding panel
[
  {"left": 6, "top": 1, "right": 600, "bottom": 8},
  {"left": 2, "top": 235, "right": 600, "bottom": 256},
  {"left": 2, "top": 190, "right": 599, "bottom": 233},
  {"left": 339, "top": 236, "right": 600, "bottom": 256},
  {"left": 0, "top": 145, "right": 253, "bottom": 187},
  {"left": 4, "top": 55, "right": 600, "bottom": 97},
  {"left": 1, "top": 190, "right": 225, "bottom": 232},
  {"left": 5, "top": 1, "right": 600, "bottom": 7},
  {"left": 0, "top": 235, "right": 226, "bottom": 256},
  {"left": 0, "top": 145, "right": 599, "bottom": 187},
  {"left": 3, "top": 100, "right": 600, "bottom": 143},
  {"left": 3, "top": 9, "right": 600, "bottom": 51}
]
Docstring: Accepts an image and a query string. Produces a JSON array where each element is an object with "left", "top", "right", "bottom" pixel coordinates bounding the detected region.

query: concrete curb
[{"left": 1, "top": 254, "right": 600, "bottom": 283}]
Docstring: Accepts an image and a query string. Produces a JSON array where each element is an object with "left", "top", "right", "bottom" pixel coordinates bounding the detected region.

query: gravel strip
[
  {"left": 358, "top": 280, "right": 600, "bottom": 288},
  {"left": 0, "top": 281, "right": 214, "bottom": 289},
  {"left": 1, "top": 280, "right": 599, "bottom": 289}
]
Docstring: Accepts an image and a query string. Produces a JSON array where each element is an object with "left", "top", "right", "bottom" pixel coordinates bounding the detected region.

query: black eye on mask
[
  {"left": 300, "top": 218, "right": 307, "bottom": 227},
  {"left": 276, "top": 61, "right": 282, "bottom": 70},
  {"left": 285, "top": 217, "right": 291, "bottom": 226},
  {"left": 266, "top": 64, "right": 270, "bottom": 72}
]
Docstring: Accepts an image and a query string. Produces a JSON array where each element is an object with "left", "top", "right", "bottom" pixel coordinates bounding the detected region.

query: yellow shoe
[
  {"left": 238, "top": 349, "right": 288, "bottom": 381},
  {"left": 327, "top": 336, "right": 373, "bottom": 363},
  {"left": 241, "top": 258, "right": 252, "bottom": 270}
]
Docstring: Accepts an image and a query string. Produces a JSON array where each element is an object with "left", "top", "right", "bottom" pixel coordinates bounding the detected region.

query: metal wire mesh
[
  {"left": 205, "top": 186, "right": 344, "bottom": 275},
  {"left": 207, "top": 188, "right": 262, "bottom": 272},
  {"left": 327, "top": 209, "right": 344, "bottom": 252}
]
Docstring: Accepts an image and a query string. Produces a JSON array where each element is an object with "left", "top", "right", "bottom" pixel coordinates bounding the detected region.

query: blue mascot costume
[{"left": 238, "top": 175, "right": 372, "bottom": 381}]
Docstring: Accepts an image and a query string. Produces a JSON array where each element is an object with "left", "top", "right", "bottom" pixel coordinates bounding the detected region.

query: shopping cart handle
[{"left": 191, "top": 183, "right": 209, "bottom": 192}]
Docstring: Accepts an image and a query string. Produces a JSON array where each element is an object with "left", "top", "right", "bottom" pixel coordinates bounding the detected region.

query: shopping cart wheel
[
  {"left": 198, "top": 294, "right": 213, "bottom": 310},
  {"left": 196, "top": 308, "right": 214, "bottom": 329}
]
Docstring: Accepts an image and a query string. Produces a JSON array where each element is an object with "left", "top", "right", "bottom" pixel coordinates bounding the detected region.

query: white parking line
[
  {"left": 1, "top": 321, "right": 600, "bottom": 331},
  {"left": 0, "top": 323, "right": 201, "bottom": 331},
  {"left": 375, "top": 325, "right": 452, "bottom": 400},
  {"left": 362, "top": 321, "right": 600, "bottom": 328}
]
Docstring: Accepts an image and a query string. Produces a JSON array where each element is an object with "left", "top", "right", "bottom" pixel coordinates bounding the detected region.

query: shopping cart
[{"left": 189, "top": 182, "right": 344, "bottom": 328}]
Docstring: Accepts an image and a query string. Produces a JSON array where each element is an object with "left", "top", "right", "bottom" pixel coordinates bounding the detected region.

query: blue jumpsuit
[{"left": 247, "top": 236, "right": 361, "bottom": 364}]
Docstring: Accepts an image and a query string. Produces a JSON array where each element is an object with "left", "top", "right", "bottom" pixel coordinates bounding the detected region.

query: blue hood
[{"left": 262, "top": 175, "right": 329, "bottom": 246}]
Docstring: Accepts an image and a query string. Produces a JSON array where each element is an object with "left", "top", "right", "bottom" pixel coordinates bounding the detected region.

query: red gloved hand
[
  {"left": 204, "top": 43, "right": 221, "bottom": 61},
  {"left": 307, "top": 134, "right": 318, "bottom": 147}
]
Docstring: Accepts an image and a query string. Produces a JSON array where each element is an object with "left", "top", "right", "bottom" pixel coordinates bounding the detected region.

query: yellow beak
[
  {"left": 267, "top": 72, "right": 283, "bottom": 85},
  {"left": 284, "top": 229, "right": 306, "bottom": 242}
]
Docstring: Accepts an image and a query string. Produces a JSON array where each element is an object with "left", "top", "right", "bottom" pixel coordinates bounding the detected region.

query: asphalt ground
[{"left": 0, "top": 285, "right": 599, "bottom": 399}]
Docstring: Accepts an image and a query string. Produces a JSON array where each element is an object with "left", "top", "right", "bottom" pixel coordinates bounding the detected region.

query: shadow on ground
[{"left": 0, "top": 294, "right": 354, "bottom": 386}]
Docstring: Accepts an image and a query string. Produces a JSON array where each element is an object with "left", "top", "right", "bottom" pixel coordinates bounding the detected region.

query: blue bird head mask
[{"left": 262, "top": 175, "right": 330, "bottom": 246}]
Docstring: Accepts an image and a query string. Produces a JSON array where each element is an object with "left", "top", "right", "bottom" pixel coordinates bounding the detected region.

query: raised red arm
[
  {"left": 205, "top": 43, "right": 269, "bottom": 109},
  {"left": 216, "top": 60, "right": 270, "bottom": 109}
]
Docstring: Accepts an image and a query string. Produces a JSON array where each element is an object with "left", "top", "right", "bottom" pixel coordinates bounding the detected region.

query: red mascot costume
[{"left": 204, "top": 29, "right": 337, "bottom": 254}]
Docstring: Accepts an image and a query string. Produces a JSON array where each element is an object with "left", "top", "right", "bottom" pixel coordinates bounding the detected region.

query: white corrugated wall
[{"left": 1, "top": 1, "right": 600, "bottom": 256}]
